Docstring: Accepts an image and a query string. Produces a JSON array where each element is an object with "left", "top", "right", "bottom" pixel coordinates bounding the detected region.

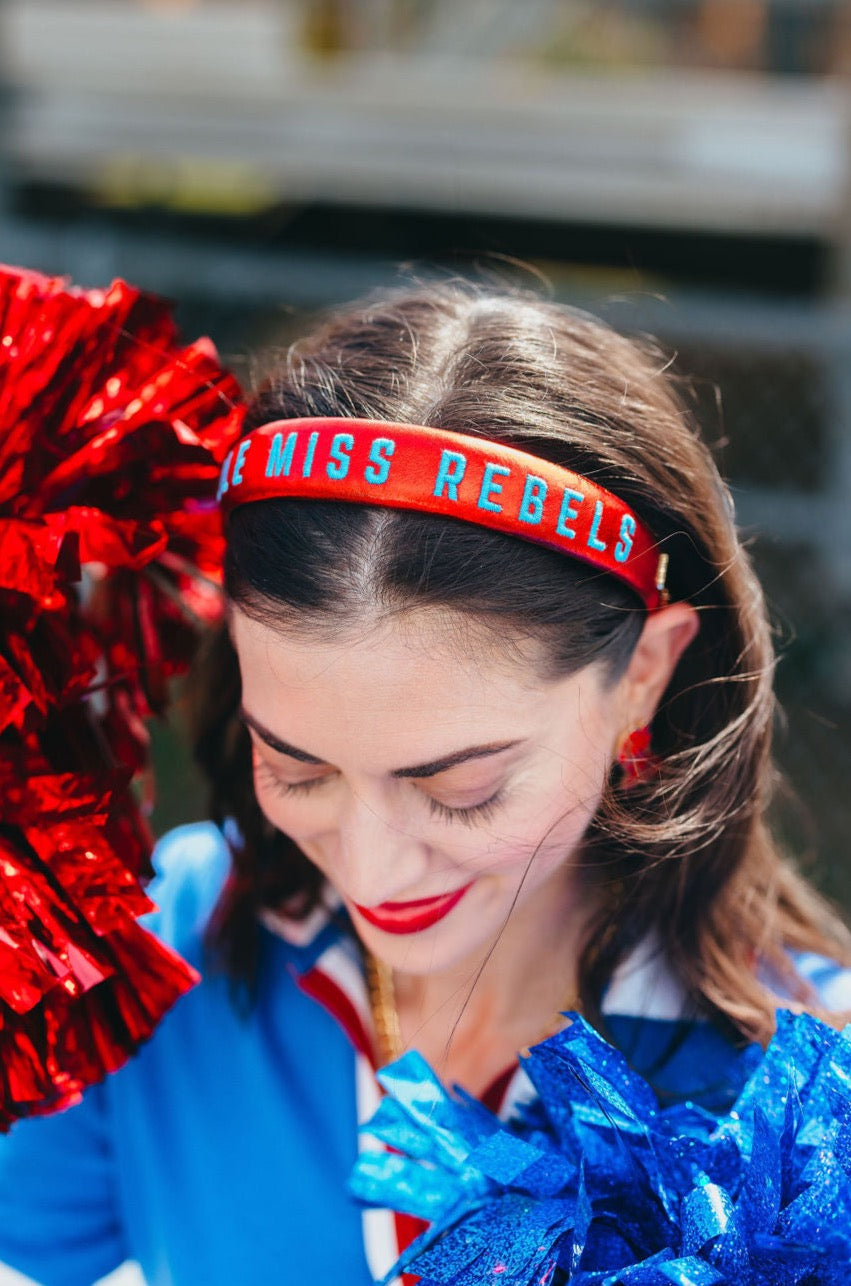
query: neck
[{"left": 387, "top": 866, "right": 597, "bottom": 1091}]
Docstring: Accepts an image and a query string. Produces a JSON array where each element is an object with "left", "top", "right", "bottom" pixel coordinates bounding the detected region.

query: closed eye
[
  {"left": 253, "top": 761, "right": 331, "bottom": 798},
  {"left": 255, "top": 759, "right": 504, "bottom": 826},
  {"left": 424, "top": 790, "right": 505, "bottom": 826}
]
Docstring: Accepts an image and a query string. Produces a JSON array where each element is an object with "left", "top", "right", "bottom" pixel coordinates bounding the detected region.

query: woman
[{"left": 0, "top": 280, "right": 848, "bottom": 1286}]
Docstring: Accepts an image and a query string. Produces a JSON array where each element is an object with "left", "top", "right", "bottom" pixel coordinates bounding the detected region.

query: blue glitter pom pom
[{"left": 349, "top": 1011, "right": 851, "bottom": 1285}]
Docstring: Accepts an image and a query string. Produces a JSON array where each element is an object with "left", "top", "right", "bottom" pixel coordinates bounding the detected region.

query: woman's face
[{"left": 230, "top": 605, "right": 631, "bottom": 978}]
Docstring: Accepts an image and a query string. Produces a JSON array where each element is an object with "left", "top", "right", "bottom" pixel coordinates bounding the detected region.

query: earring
[{"left": 616, "top": 725, "right": 659, "bottom": 785}]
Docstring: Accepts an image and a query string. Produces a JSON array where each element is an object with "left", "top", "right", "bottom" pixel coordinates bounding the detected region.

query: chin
[{"left": 354, "top": 917, "right": 492, "bottom": 978}]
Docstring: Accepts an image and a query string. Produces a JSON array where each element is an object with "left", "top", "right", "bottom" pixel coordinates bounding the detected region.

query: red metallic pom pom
[{"left": 0, "top": 264, "right": 246, "bottom": 1127}]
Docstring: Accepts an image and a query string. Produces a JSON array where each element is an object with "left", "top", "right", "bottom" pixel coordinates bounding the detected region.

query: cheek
[
  {"left": 251, "top": 775, "right": 336, "bottom": 886},
  {"left": 478, "top": 767, "right": 605, "bottom": 877},
  {"left": 252, "top": 777, "right": 287, "bottom": 836}
]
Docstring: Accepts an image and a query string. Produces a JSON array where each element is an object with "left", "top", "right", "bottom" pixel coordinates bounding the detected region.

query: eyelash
[
  {"left": 254, "top": 762, "right": 504, "bottom": 826},
  {"left": 425, "top": 793, "right": 504, "bottom": 827}
]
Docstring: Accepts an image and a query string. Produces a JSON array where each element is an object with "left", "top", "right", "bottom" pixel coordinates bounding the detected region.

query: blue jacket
[{"left": 0, "top": 822, "right": 847, "bottom": 1286}]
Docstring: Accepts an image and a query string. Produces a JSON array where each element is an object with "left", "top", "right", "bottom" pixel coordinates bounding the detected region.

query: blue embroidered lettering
[
  {"left": 216, "top": 448, "right": 234, "bottom": 501},
  {"left": 556, "top": 488, "right": 584, "bottom": 538},
  {"left": 477, "top": 462, "right": 510, "bottom": 514},
  {"left": 231, "top": 439, "right": 251, "bottom": 487},
  {"left": 614, "top": 514, "right": 635, "bottom": 562},
  {"left": 265, "top": 432, "right": 297, "bottom": 478},
  {"left": 433, "top": 450, "right": 467, "bottom": 500},
  {"left": 365, "top": 437, "right": 396, "bottom": 485},
  {"left": 302, "top": 431, "right": 320, "bottom": 478},
  {"left": 587, "top": 499, "right": 607, "bottom": 552},
  {"left": 326, "top": 432, "right": 354, "bottom": 480},
  {"left": 518, "top": 474, "right": 547, "bottom": 525}
]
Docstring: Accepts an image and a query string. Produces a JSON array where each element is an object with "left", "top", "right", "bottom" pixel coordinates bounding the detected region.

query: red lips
[{"left": 353, "top": 884, "right": 473, "bottom": 934}]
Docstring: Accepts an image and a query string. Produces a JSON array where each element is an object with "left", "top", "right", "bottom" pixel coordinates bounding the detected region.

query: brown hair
[{"left": 190, "top": 279, "right": 851, "bottom": 1045}]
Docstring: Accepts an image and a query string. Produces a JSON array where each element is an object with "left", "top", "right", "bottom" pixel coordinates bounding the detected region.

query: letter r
[{"left": 433, "top": 450, "right": 467, "bottom": 501}]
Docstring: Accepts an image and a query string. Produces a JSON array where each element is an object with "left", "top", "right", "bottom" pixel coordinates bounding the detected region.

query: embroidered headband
[{"left": 217, "top": 418, "right": 669, "bottom": 609}]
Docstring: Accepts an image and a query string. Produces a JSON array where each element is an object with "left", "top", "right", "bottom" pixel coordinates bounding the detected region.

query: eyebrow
[{"left": 239, "top": 708, "right": 520, "bottom": 778}]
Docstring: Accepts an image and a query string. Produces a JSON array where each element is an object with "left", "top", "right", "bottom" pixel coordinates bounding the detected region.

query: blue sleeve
[
  {"left": 0, "top": 1084, "right": 127, "bottom": 1286},
  {"left": 139, "top": 820, "right": 232, "bottom": 967},
  {"left": 0, "top": 821, "right": 231, "bottom": 1285},
  {"left": 792, "top": 951, "right": 851, "bottom": 1011}
]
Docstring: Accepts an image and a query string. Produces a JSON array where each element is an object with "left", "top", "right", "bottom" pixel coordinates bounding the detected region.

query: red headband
[{"left": 217, "top": 418, "right": 669, "bottom": 609}]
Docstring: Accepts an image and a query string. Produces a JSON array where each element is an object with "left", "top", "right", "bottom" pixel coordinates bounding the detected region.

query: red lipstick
[{"left": 353, "top": 884, "right": 472, "bottom": 934}]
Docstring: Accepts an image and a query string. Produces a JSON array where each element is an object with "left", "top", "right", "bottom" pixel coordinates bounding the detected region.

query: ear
[{"left": 617, "top": 602, "right": 699, "bottom": 730}]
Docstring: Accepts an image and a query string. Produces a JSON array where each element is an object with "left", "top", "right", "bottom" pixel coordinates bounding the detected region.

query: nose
[{"left": 335, "top": 787, "right": 431, "bottom": 906}]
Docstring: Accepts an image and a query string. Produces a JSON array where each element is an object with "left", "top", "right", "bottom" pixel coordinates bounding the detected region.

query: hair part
[{"left": 190, "top": 278, "right": 851, "bottom": 1046}]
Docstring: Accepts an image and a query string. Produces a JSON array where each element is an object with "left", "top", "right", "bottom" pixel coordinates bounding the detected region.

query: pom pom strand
[{"left": 0, "top": 264, "right": 245, "bottom": 1126}]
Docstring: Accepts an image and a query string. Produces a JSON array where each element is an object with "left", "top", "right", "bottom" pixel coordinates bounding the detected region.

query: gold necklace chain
[
  {"left": 365, "top": 951, "right": 404, "bottom": 1067},
  {"left": 364, "top": 951, "right": 581, "bottom": 1067}
]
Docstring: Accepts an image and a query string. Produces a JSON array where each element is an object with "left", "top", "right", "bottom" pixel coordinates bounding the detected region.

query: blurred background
[
  {"left": 0, "top": 0, "right": 849, "bottom": 894},
  {"left": 0, "top": 3, "right": 849, "bottom": 1282}
]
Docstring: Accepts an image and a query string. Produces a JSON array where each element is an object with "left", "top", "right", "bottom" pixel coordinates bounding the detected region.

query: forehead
[
  {"left": 229, "top": 606, "right": 602, "bottom": 767},
  {"left": 231, "top": 606, "right": 541, "bottom": 707}
]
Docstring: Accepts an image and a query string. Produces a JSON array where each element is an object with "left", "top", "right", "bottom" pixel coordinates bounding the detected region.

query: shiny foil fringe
[
  {"left": 0, "top": 263, "right": 245, "bottom": 1127},
  {"left": 351, "top": 1011, "right": 851, "bottom": 1285}
]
